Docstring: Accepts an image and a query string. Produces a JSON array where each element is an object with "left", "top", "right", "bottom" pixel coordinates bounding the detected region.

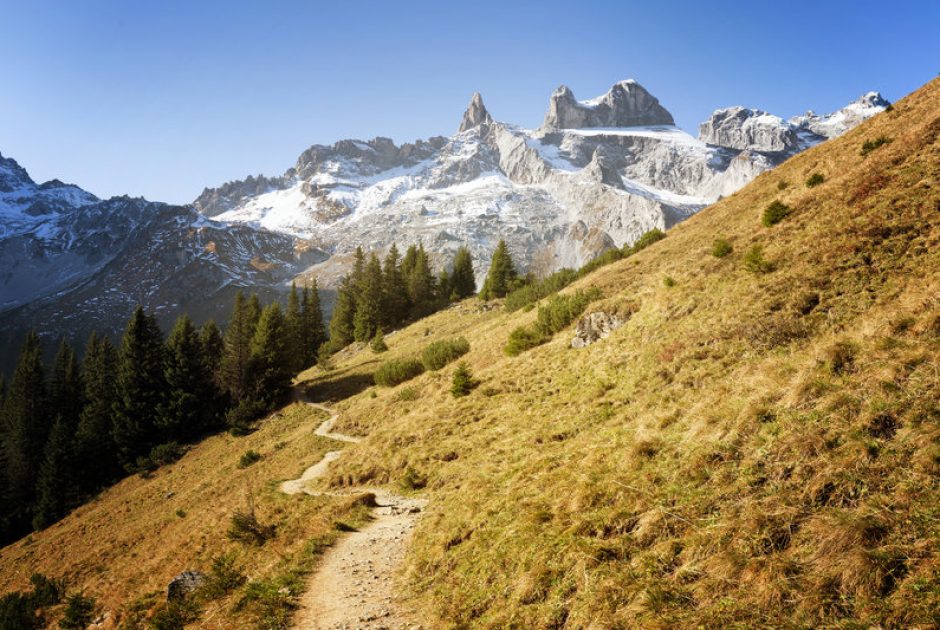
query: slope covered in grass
[
  {"left": 298, "top": 77, "right": 940, "bottom": 627},
  {"left": 0, "top": 403, "right": 372, "bottom": 627}
]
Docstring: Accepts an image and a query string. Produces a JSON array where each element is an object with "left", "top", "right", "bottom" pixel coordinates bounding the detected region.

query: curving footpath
[{"left": 283, "top": 395, "right": 426, "bottom": 630}]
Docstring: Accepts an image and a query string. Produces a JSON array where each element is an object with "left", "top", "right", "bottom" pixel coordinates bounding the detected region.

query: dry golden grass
[
  {"left": 294, "top": 77, "right": 940, "bottom": 627},
  {"left": 0, "top": 403, "right": 372, "bottom": 627}
]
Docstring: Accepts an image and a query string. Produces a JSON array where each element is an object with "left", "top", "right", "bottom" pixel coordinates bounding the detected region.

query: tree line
[
  {"left": 327, "top": 243, "right": 476, "bottom": 351},
  {"left": 0, "top": 282, "right": 324, "bottom": 543},
  {"left": 0, "top": 238, "right": 519, "bottom": 542}
]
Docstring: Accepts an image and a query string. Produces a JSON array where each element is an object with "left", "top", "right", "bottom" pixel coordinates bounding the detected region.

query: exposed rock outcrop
[
  {"left": 571, "top": 311, "right": 627, "bottom": 348},
  {"left": 458, "top": 93, "right": 493, "bottom": 132},
  {"left": 698, "top": 107, "right": 799, "bottom": 153},
  {"left": 542, "top": 81, "right": 675, "bottom": 129},
  {"left": 167, "top": 570, "right": 206, "bottom": 602},
  {"left": 790, "top": 91, "right": 890, "bottom": 139}
]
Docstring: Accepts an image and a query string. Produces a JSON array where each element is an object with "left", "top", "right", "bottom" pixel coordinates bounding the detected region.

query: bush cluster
[
  {"left": 374, "top": 358, "right": 425, "bottom": 387},
  {"left": 237, "top": 450, "right": 262, "bottom": 469},
  {"left": 743, "top": 245, "right": 775, "bottom": 274},
  {"left": 860, "top": 136, "right": 892, "bottom": 156},
  {"left": 806, "top": 172, "right": 826, "bottom": 187},
  {"left": 711, "top": 238, "right": 733, "bottom": 258},
  {"left": 505, "top": 288, "right": 602, "bottom": 356},
  {"left": 421, "top": 337, "right": 470, "bottom": 371},
  {"left": 762, "top": 200, "right": 793, "bottom": 227}
]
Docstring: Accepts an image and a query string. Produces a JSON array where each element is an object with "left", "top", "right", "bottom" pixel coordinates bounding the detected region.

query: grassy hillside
[
  {"left": 1, "top": 76, "right": 937, "bottom": 628},
  {"left": 0, "top": 403, "right": 373, "bottom": 627},
  {"left": 298, "top": 77, "right": 940, "bottom": 627}
]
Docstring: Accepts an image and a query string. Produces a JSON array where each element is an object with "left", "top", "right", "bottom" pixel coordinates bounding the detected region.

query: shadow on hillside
[{"left": 300, "top": 368, "right": 376, "bottom": 403}]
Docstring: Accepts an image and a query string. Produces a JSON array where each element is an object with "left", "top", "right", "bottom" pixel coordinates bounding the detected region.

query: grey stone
[
  {"left": 542, "top": 80, "right": 675, "bottom": 129},
  {"left": 458, "top": 93, "right": 493, "bottom": 132},
  {"left": 167, "top": 570, "right": 206, "bottom": 602},
  {"left": 698, "top": 107, "right": 799, "bottom": 153},
  {"left": 571, "top": 311, "right": 627, "bottom": 348}
]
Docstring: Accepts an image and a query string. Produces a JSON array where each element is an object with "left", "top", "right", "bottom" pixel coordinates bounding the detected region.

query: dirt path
[{"left": 282, "top": 396, "right": 426, "bottom": 629}]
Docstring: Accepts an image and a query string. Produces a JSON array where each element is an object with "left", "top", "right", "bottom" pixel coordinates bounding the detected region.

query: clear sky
[{"left": 1, "top": 0, "right": 937, "bottom": 204}]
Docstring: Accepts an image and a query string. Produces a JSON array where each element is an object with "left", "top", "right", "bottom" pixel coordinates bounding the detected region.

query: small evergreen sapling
[{"left": 451, "top": 362, "right": 476, "bottom": 398}]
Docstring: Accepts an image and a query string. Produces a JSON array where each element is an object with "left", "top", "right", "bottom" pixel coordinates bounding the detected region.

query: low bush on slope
[{"left": 300, "top": 77, "right": 940, "bottom": 627}]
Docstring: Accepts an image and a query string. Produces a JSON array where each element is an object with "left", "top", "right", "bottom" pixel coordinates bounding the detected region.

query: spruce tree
[
  {"left": 112, "top": 307, "right": 166, "bottom": 470},
  {"left": 451, "top": 246, "right": 476, "bottom": 299},
  {"left": 408, "top": 243, "right": 435, "bottom": 315},
  {"left": 286, "top": 282, "right": 304, "bottom": 373},
  {"left": 437, "top": 269, "right": 452, "bottom": 303},
  {"left": 353, "top": 254, "right": 383, "bottom": 342},
  {"left": 401, "top": 244, "right": 418, "bottom": 280},
  {"left": 198, "top": 320, "right": 226, "bottom": 430},
  {"left": 221, "top": 292, "right": 255, "bottom": 402},
  {"left": 301, "top": 281, "right": 326, "bottom": 366},
  {"left": 382, "top": 244, "right": 409, "bottom": 327},
  {"left": 480, "top": 240, "right": 517, "bottom": 300},
  {"left": 49, "top": 339, "right": 84, "bottom": 437},
  {"left": 74, "top": 333, "right": 119, "bottom": 490},
  {"left": 351, "top": 246, "right": 366, "bottom": 291},
  {"left": 328, "top": 278, "right": 356, "bottom": 351},
  {"left": 247, "top": 303, "right": 293, "bottom": 407},
  {"left": 0, "top": 332, "right": 48, "bottom": 529},
  {"left": 32, "top": 415, "right": 71, "bottom": 530},
  {"left": 246, "top": 294, "right": 262, "bottom": 330},
  {"left": 160, "top": 315, "right": 213, "bottom": 442}
]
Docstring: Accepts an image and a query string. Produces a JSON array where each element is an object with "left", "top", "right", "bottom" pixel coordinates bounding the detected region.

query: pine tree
[
  {"left": 198, "top": 320, "right": 227, "bottom": 430},
  {"left": 247, "top": 294, "right": 262, "bottom": 331},
  {"left": 0, "top": 332, "right": 48, "bottom": 530},
  {"left": 328, "top": 277, "right": 356, "bottom": 352},
  {"left": 221, "top": 293, "right": 255, "bottom": 403},
  {"left": 160, "top": 315, "right": 213, "bottom": 442},
  {"left": 353, "top": 254, "right": 384, "bottom": 342},
  {"left": 247, "top": 303, "right": 293, "bottom": 407},
  {"left": 49, "top": 339, "right": 83, "bottom": 437},
  {"left": 480, "top": 240, "right": 517, "bottom": 300},
  {"left": 370, "top": 329, "right": 388, "bottom": 353},
  {"left": 382, "top": 244, "right": 409, "bottom": 327},
  {"left": 112, "top": 307, "right": 166, "bottom": 470},
  {"left": 32, "top": 415, "right": 71, "bottom": 530},
  {"left": 74, "top": 333, "right": 119, "bottom": 491},
  {"left": 351, "top": 246, "right": 366, "bottom": 291},
  {"left": 286, "top": 282, "right": 304, "bottom": 373},
  {"left": 451, "top": 362, "right": 476, "bottom": 398},
  {"left": 301, "top": 281, "right": 326, "bottom": 366},
  {"left": 451, "top": 246, "right": 476, "bottom": 299},
  {"left": 437, "top": 269, "right": 452, "bottom": 303},
  {"left": 408, "top": 243, "right": 435, "bottom": 315},
  {"left": 401, "top": 244, "right": 418, "bottom": 280}
]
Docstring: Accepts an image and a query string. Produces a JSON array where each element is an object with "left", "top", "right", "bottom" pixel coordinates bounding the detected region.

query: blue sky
[{"left": 1, "top": 0, "right": 937, "bottom": 204}]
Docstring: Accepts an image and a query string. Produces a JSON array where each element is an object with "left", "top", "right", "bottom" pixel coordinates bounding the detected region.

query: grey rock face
[
  {"left": 458, "top": 93, "right": 493, "bottom": 132},
  {"left": 698, "top": 107, "right": 799, "bottom": 153},
  {"left": 790, "top": 91, "right": 890, "bottom": 139},
  {"left": 167, "top": 571, "right": 206, "bottom": 602},
  {"left": 542, "top": 81, "right": 675, "bottom": 129},
  {"left": 571, "top": 311, "right": 627, "bottom": 348}
]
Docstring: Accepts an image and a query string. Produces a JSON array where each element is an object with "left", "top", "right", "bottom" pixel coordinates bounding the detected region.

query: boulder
[
  {"left": 571, "top": 311, "right": 627, "bottom": 348},
  {"left": 167, "top": 570, "right": 206, "bottom": 602}
]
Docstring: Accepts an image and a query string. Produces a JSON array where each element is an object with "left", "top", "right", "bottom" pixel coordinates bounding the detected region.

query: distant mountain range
[{"left": 0, "top": 81, "right": 888, "bottom": 363}]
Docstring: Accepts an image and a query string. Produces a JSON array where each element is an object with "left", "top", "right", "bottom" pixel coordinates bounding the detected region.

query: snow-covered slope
[{"left": 197, "top": 82, "right": 887, "bottom": 285}]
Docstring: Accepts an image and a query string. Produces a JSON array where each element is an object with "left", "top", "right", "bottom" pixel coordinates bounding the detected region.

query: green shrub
[
  {"left": 395, "top": 387, "right": 419, "bottom": 402},
  {"left": 228, "top": 508, "right": 275, "bottom": 546},
  {"left": 202, "top": 553, "right": 247, "bottom": 599},
  {"left": 238, "top": 450, "right": 262, "bottom": 469},
  {"left": 505, "top": 268, "right": 578, "bottom": 312},
  {"left": 806, "top": 172, "right": 825, "bottom": 187},
  {"left": 762, "top": 200, "right": 792, "bottom": 227},
  {"left": 777, "top": 180, "right": 789, "bottom": 190},
  {"left": 860, "top": 136, "right": 892, "bottom": 156},
  {"left": 743, "top": 245, "right": 775, "bottom": 274},
  {"left": 505, "top": 288, "right": 601, "bottom": 356},
  {"left": 420, "top": 337, "right": 470, "bottom": 371},
  {"left": 663, "top": 276, "right": 676, "bottom": 288},
  {"left": 625, "top": 228, "right": 667, "bottom": 255},
  {"left": 451, "top": 362, "right": 477, "bottom": 398},
  {"left": 370, "top": 329, "right": 388, "bottom": 353},
  {"left": 61, "top": 593, "right": 97, "bottom": 629},
  {"left": 822, "top": 341, "right": 857, "bottom": 375},
  {"left": 0, "top": 574, "right": 65, "bottom": 630},
  {"left": 711, "top": 238, "right": 733, "bottom": 258},
  {"left": 577, "top": 248, "right": 624, "bottom": 278},
  {"left": 374, "top": 358, "right": 425, "bottom": 386},
  {"left": 238, "top": 578, "right": 296, "bottom": 629}
]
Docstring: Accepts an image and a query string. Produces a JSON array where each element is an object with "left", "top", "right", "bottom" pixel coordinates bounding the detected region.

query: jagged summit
[
  {"left": 542, "top": 80, "right": 675, "bottom": 129},
  {"left": 458, "top": 92, "right": 493, "bottom": 132}
]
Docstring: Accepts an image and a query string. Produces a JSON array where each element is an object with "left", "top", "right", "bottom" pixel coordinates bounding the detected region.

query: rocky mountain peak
[
  {"left": 458, "top": 92, "right": 493, "bottom": 132},
  {"left": 699, "top": 107, "right": 799, "bottom": 153},
  {"left": 856, "top": 91, "right": 890, "bottom": 108},
  {"left": 542, "top": 80, "right": 675, "bottom": 129}
]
